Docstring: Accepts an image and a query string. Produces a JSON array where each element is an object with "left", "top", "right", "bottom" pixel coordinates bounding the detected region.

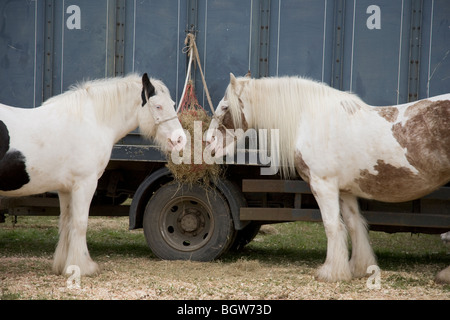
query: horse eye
[
  {"left": 222, "top": 105, "right": 229, "bottom": 111},
  {"left": 155, "top": 105, "right": 162, "bottom": 110}
]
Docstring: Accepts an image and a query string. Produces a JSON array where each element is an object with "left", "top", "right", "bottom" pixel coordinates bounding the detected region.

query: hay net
[{"left": 166, "top": 34, "right": 221, "bottom": 186}]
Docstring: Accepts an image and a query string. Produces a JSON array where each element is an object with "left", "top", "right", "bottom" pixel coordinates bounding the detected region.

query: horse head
[
  {"left": 139, "top": 73, "right": 186, "bottom": 152},
  {"left": 206, "top": 73, "right": 250, "bottom": 158}
]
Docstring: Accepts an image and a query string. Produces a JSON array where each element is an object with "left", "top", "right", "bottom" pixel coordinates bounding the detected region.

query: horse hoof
[
  {"left": 351, "top": 264, "right": 378, "bottom": 279},
  {"left": 79, "top": 261, "right": 100, "bottom": 276},
  {"left": 316, "top": 264, "right": 352, "bottom": 282},
  {"left": 52, "top": 263, "right": 65, "bottom": 276},
  {"left": 60, "top": 260, "right": 100, "bottom": 277},
  {"left": 435, "top": 266, "right": 450, "bottom": 284}
]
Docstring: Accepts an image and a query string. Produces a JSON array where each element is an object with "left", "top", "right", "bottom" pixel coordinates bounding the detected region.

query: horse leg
[
  {"left": 53, "top": 191, "right": 71, "bottom": 274},
  {"left": 311, "top": 177, "right": 352, "bottom": 282},
  {"left": 63, "top": 176, "right": 99, "bottom": 276},
  {"left": 339, "top": 194, "right": 377, "bottom": 278}
]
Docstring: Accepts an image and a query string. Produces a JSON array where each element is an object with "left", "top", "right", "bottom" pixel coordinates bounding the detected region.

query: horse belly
[{"left": 352, "top": 159, "right": 447, "bottom": 202}]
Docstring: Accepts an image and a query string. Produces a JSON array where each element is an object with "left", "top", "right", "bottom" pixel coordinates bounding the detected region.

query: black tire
[
  {"left": 143, "top": 183, "right": 236, "bottom": 261},
  {"left": 229, "top": 222, "right": 262, "bottom": 251}
]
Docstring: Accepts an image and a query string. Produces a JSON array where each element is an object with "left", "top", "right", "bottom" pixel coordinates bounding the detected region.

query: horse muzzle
[{"left": 167, "top": 130, "right": 187, "bottom": 152}]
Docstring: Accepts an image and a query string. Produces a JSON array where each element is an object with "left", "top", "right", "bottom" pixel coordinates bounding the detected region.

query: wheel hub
[{"left": 178, "top": 208, "right": 205, "bottom": 234}]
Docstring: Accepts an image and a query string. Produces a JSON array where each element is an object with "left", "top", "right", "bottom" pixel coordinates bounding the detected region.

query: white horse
[
  {"left": 0, "top": 73, "right": 186, "bottom": 276},
  {"left": 206, "top": 73, "right": 450, "bottom": 283}
]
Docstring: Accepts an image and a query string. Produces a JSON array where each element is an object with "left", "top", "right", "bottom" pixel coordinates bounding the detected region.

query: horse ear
[
  {"left": 230, "top": 73, "right": 238, "bottom": 88},
  {"left": 141, "top": 73, "right": 155, "bottom": 106},
  {"left": 244, "top": 70, "right": 251, "bottom": 78}
]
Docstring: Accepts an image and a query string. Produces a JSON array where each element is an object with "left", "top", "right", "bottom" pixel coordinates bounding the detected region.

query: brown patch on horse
[
  {"left": 392, "top": 100, "right": 450, "bottom": 184},
  {"left": 355, "top": 160, "right": 429, "bottom": 202},
  {"left": 403, "top": 99, "right": 434, "bottom": 118},
  {"left": 357, "top": 100, "right": 450, "bottom": 202},
  {"left": 222, "top": 110, "right": 235, "bottom": 129},
  {"left": 218, "top": 108, "right": 248, "bottom": 137},
  {"left": 377, "top": 107, "right": 399, "bottom": 122},
  {"left": 294, "top": 151, "right": 310, "bottom": 183}
]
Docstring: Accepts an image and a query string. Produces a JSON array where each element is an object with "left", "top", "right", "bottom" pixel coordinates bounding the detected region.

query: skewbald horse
[
  {"left": 207, "top": 73, "right": 450, "bottom": 283},
  {"left": 0, "top": 74, "right": 186, "bottom": 276}
]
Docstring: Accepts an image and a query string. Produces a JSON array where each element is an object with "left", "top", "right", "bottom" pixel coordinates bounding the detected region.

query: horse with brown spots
[{"left": 206, "top": 73, "right": 450, "bottom": 283}]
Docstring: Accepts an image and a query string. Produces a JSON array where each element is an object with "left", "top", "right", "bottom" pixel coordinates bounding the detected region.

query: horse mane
[
  {"left": 228, "top": 76, "right": 369, "bottom": 178},
  {"left": 42, "top": 74, "right": 166, "bottom": 125}
]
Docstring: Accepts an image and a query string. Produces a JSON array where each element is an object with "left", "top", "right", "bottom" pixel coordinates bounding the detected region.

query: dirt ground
[
  {"left": 1, "top": 218, "right": 449, "bottom": 300},
  {"left": 1, "top": 255, "right": 449, "bottom": 300}
]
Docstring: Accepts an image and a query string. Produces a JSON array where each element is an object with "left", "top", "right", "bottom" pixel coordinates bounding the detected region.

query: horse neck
[
  {"left": 39, "top": 77, "right": 143, "bottom": 144},
  {"left": 84, "top": 78, "right": 142, "bottom": 143},
  {"left": 104, "top": 87, "right": 142, "bottom": 143},
  {"left": 110, "top": 106, "right": 140, "bottom": 143},
  {"left": 243, "top": 77, "right": 367, "bottom": 178},
  {"left": 246, "top": 78, "right": 306, "bottom": 129}
]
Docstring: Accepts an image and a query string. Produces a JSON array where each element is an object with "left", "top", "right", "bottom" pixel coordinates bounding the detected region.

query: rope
[
  {"left": 176, "top": 39, "right": 194, "bottom": 113},
  {"left": 177, "top": 33, "right": 215, "bottom": 115}
]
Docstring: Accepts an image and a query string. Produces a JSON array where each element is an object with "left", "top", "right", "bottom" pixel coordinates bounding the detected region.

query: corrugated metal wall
[{"left": 1, "top": 1, "right": 449, "bottom": 108}]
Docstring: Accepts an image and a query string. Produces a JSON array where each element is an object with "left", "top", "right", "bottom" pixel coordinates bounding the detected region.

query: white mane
[
  {"left": 41, "top": 74, "right": 167, "bottom": 125},
  {"left": 228, "top": 76, "right": 369, "bottom": 177}
]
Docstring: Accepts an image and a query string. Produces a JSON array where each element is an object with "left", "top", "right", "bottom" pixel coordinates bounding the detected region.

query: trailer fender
[
  {"left": 129, "top": 167, "right": 172, "bottom": 230},
  {"left": 213, "top": 178, "right": 249, "bottom": 231}
]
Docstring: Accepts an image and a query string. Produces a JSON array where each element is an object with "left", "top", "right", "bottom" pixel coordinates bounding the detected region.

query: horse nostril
[{"left": 173, "top": 134, "right": 186, "bottom": 151}]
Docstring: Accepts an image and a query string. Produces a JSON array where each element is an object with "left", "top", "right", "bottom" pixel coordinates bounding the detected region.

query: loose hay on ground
[
  {"left": 1, "top": 256, "right": 448, "bottom": 300},
  {"left": 1, "top": 217, "right": 449, "bottom": 300}
]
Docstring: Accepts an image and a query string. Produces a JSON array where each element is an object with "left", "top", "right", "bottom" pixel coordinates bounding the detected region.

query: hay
[{"left": 166, "top": 81, "right": 222, "bottom": 186}]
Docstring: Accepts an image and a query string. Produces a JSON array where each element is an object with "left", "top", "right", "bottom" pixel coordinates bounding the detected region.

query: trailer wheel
[{"left": 143, "top": 183, "right": 236, "bottom": 261}]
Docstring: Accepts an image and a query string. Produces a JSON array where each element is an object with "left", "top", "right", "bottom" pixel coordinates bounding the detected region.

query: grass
[{"left": 0, "top": 215, "right": 449, "bottom": 300}]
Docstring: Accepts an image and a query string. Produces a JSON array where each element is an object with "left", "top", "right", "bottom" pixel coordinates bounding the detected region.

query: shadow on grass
[
  {"left": 222, "top": 246, "right": 326, "bottom": 267},
  {"left": 374, "top": 249, "right": 449, "bottom": 272},
  {"left": 222, "top": 246, "right": 449, "bottom": 274},
  {"left": 0, "top": 224, "right": 150, "bottom": 259},
  {"left": 1, "top": 219, "right": 448, "bottom": 274}
]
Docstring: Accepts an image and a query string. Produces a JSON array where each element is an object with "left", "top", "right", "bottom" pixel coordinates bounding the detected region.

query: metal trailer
[{"left": 0, "top": 0, "right": 449, "bottom": 260}]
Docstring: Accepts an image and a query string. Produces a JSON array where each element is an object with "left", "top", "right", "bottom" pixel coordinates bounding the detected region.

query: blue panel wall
[
  {"left": 51, "top": 0, "right": 114, "bottom": 94},
  {"left": 125, "top": 0, "right": 186, "bottom": 105},
  {"left": 420, "top": 0, "right": 450, "bottom": 99},
  {"left": 0, "top": 0, "right": 44, "bottom": 108},
  {"left": 195, "top": 0, "right": 253, "bottom": 107},
  {"left": 269, "top": 0, "right": 333, "bottom": 82},
  {"left": 0, "top": 0, "right": 449, "bottom": 109},
  {"left": 342, "top": 0, "right": 410, "bottom": 105}
]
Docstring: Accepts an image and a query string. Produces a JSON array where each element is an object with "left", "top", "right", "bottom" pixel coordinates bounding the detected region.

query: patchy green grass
[{"left": 1, "top": 216, "right": 449, "bottom": 300}]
